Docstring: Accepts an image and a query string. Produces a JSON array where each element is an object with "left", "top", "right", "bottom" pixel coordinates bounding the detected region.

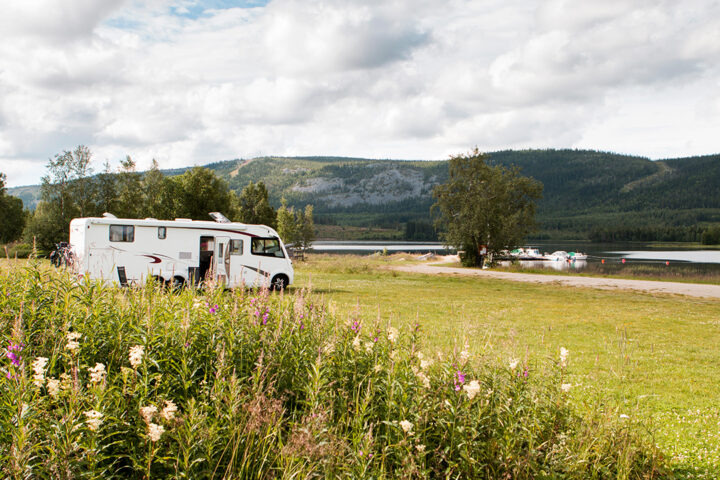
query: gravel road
[{"left": 392, "top": 260, "right": 720, "bottom": 299}]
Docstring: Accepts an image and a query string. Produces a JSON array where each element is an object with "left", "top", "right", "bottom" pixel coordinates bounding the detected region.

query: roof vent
[
  {"left": 102, "top": 212, "right": 117, "bottom": 218},
  {"left": 209, "top": 212, "right": 231, "bottom": 223}
]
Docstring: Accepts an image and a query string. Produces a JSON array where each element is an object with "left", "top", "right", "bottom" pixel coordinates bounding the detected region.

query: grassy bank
[
  {"left": 1, "top": 259, "right": 666, "bottom": 479},
  {"left": 295, "top": 254, "right": 720, "bottom": 477}
]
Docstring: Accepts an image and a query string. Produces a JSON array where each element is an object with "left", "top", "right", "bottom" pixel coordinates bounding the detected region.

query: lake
[{"left": 310, "top": 240, "right": 720, "bottom": 272}]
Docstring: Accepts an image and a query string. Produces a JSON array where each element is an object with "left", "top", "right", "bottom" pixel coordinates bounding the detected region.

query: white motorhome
[{"left": 69, "top": 213, "right": 294, "bottom": 289}]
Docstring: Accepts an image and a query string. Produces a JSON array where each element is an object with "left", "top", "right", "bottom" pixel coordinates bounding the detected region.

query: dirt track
[{"left": 392, "top": 259, "right": 720, "bottom": 299}]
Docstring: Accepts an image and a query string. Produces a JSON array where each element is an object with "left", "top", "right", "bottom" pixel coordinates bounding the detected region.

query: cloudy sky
[{"left": 1, "top": 0, "right": 719, "bottom": 187}]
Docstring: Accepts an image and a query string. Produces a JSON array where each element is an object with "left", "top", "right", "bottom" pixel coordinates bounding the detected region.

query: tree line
[{"left": 0, "top": 146, "right": 315, "bottom": 254}]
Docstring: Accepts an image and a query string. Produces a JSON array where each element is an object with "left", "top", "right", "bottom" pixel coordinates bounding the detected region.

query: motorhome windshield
[{"left": 251, "top": 237, "right": 285, "bottom": 258}]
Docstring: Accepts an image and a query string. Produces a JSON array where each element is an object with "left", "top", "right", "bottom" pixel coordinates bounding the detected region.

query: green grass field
[{"left": 294, "top": 254, "right": 720, "bottom": 477}]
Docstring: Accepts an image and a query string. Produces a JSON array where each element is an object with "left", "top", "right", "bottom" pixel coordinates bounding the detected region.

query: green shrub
[{"left": 0, "top": 263, "right": 667, "bottom": 479}]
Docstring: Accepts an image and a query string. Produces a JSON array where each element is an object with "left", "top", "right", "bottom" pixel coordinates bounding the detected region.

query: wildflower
[
  {"left": 417, "top": 372, "right": 431, "bottom": 389},
  {"left": 459, "top": 348, "right": 470, "bottom": 364},
  {"left": 387, "top": 327, "right": 399, "bottom": 344},
  {"left": 374, "top": 364, "right": 383, "bottom": 373},
  {"left": 559, "top": 347, "right": 569, "bottom": 367},
  {"left": 6, "top": 343, "right": 23, "bottom": 367},
  {"left": 84, "top": 410, "right": 103, "bottom": 431},
  {"left": 561, "top": 383, "right": 572, "bottom": 393},
  {"left": 416, "top": 444, "right": 426, "bottom": 453},
  {"left": 463, "top": 380, "right": 481, "bottom": 400},
  {"left": 47, "top": 377, "right": 61, "bottom": 397},
  {"left": 399, "top": 420, "right": 413, "bottom": 435},
  {"left": 140, "top": 405, "right": 158, "bottom": 424},
  {"left": 161, "top": 400, "right": 178, "bottom": 421},
  {"left": 148, "top": 423, "right": 165, "bottom": 442},
  {"left": 350, "top": 321, "right": 361, "bottom": 332},
  {"left": 509, "top": 358, "right": 519, "bottom": 370},
  {"left": 88, "top": 363, "right": 106, "bottom": 384},
  {"left": 209, "top": 304, "right": 218, "bottom": 314},
  {"left": 420, "top": 359, "right": 432, "bottom": 370},
  {"left": 60, "top": 372, "right": 73, "bottom": 391},
  {"left": 352, "top": 336, "right": 361, "bottom": 352},
  {"left": 129, "top": 345, "right": 144, "bottom": 368},
  {"left": 32, "top": 357, "right": 48, "bottom": 387},
  {"left": 364, "top": 341, "right": 374, "bottom": 353},
  {"left": 66, "top": 332, "right": 81, "bottom": 354}
]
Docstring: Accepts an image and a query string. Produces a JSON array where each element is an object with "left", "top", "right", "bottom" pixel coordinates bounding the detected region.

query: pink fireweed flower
[
  {"left": 208, "top": 304, "right": 218, "bottom": 314},
  {"left": 454, "top": 370, "right": 466, "bottom": 391},
  {"left": 6, "top": 343, "right": 23, "bottom": 367},
  {"left": 350, "top": 321, "right": 361, "bottom": 332}
]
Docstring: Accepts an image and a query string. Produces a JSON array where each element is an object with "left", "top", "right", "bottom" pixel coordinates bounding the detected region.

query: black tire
[
  {"left": 270, "top": 274, "right": 288, "bottom": 292},
  {"left": 171, "top": 276, "right": 186, "bottom": 291}
]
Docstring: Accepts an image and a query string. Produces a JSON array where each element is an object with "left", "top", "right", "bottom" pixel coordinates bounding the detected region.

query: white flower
[
  {"left": 509, "top": 358, "right": 519, "bottom": 370},
  {"left": 416, "top": 372, "right": 431, "bottom": 389},
  {"left": 364, "top": 341, "right": 374, "bottom": 353},
  {"left": 463, "top": 380, "right": 481, "bottom": 400},
  {"left": 352, "top": 336, "right": 361, "bottom": 351},
  {"left": 399, "top": 420, "right": 413, "bottom": 435},
  {"left": 561, "top": 383, "right": 572, "bottom": 393},
  {"left": 420, "top": 359, "right": 432, "bottom": 370},
  {"left": 66, "top": 332, "right": 81, "bottom": 354},
  {"left": 84, "top": 410, "right": 103, "bottom": 431},
  {"left": 140, "top": 405, "right": 158, "bottom": 424},
  {"left": 148, "top": 423, "right": 165, "bottom": 442},
  {"left": 32, "top": 357, "right": 48, "bottom": 388},
  {"left": 387, "top": 327, "right": 399, "bottom": 344},
  {"left": 59, "top": 372, "right": 73, "bottom": 391},
  {"left": 416, "top": 444, "right": 426, "bottom": 453},
  {"left": 559, "top": 347, "right": 569, "bottom": 367},
  {"left": 161, "top": 400, "right": 178, "bottom": 422},
  {"left": 459, "top": 348, "right": 470, "bottom": 364},
  {"left": 88, "top": 363, "right": 106, "bottom": 384},
  {"left": 416, "top": 352, "right": 424, "bottom": 360},
  {"left": 46, "top": 377, "right": 60, "bottom": 397},
  {"left": 129, "top": 345, "right": 144, "bottom": 369}
]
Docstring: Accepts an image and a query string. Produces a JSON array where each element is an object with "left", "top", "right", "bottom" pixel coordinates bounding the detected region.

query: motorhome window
[
  {"left": 109, "top": 225, "right": 134, "bottom": 242},
  {"left": 251, "top": 237, "right": 285, "bottom": 258},
  {"left": 229, "top": 239, "right": 243, "bottom": 255},
  {"left": 158, "top": 227, "right": 166, "bottom": 239}
]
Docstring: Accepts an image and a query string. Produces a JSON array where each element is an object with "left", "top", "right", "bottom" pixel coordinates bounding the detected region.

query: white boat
[
  {"left": 547, "top": 251, "right": 569, "bottom": 261},
  {"left": 568, "top": 251, "right": 588, "bottom": 261}
]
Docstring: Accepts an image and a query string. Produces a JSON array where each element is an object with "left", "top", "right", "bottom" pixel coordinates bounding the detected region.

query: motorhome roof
[{"left": 71, "top": 217, "right": 278, "bottom": 236}]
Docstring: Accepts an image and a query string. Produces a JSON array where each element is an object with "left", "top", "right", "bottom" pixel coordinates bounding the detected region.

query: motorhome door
[{"left": 214, "top": 236, "right": 230, "bottom": 283}]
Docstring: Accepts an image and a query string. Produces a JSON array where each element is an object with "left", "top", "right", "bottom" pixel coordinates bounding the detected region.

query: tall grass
[{"left": 1, "top": 260, "right": 667, "bottom": 478}]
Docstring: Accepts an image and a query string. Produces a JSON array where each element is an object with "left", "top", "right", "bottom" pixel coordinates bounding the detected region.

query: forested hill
[{"left": 10, "top": 150, "right": 720, "bottom": 241}]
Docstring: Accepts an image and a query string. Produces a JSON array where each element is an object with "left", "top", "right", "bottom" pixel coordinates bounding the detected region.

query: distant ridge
[{"left": 9, "top": 149, "right": 720, "bottom": 240}]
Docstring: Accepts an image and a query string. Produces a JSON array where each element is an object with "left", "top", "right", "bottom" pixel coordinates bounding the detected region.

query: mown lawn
[{"left": 294, "top": 254, "right": 720, "bottom": 477}]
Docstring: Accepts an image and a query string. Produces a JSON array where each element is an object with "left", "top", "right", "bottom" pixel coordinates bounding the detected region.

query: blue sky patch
[{"left": 171, "top": 0, "right": 270, "bottom": 19}]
